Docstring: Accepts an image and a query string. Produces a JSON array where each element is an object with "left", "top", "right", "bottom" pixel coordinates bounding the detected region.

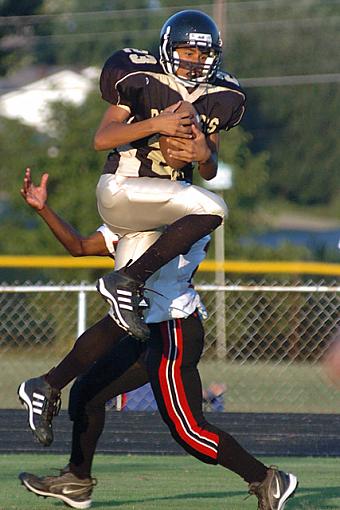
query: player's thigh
[
  {"left": 96, "top": 175, "right": 227, "bottom": 234},
  {"left": 146, "top": 316, "right": 204, "bottom": 409},
  {"left": 96, "top": 175, "right": 186, "bottom": 233},
  {"left": 68, "top": 337, "right": 147, "bottom": 417},
  {"left": 85, "top": 358, "right": 149, "bottom": 413}
]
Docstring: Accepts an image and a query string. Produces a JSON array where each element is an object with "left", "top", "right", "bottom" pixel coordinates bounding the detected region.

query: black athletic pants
[{"left": 68, "top": 312, "right": 267, "bottom": 483}]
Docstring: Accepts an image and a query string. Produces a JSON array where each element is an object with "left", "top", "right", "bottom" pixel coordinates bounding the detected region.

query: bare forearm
[
  {"left": 198, "top": 150, "right": 218, "bottom": 180},
  {"left": 94, "top": 118, "right": 158, "bottom": 151},
  {"left": 38, "top": 204, "right": 85, "bottom": 256}
]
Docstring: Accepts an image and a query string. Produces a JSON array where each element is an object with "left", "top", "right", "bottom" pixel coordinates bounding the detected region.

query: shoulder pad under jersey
[
  {"left": 214, "top": 70, "right": 245, "bottom": 93},
  {"left": 100, "top": 48, "right": 162, "bottom": 104}
]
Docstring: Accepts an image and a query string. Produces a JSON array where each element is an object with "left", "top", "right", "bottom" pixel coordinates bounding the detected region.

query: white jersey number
[{"left": 123, "top": 48, "right": 157, "bottom": 65}]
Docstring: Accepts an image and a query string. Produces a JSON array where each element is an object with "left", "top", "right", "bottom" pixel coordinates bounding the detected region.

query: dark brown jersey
[{"left": 100, "top": 48, "right": 246, "bottom": 183}]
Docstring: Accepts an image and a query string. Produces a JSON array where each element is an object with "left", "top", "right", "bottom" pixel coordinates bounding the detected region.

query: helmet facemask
[
  {"left": 172, "top": 46, "right": 221, "bottom": 83},
  {"left": 160, "top": 23, "right": 222, "bottom": 84}
]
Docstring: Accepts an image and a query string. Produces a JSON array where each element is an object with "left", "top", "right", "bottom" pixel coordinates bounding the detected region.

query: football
[{"left": 159, "top": 101, "right": 199, "bottom": 170}]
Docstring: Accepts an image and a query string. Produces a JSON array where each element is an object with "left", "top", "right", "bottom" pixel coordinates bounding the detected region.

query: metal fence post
[
  {"left": 77, "top": 287, "right": 87, "bottom": 337},
  {"left": 205, "top": 169, "right": 232, "bottom": 359},
  {"left": 215, "top": 224, "right": 227, "bottom": 358}
]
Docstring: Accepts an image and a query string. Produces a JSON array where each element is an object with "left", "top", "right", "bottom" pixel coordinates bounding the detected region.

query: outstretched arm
[{"left": 21, "top": 168, "right": 114, "bottom": 257}]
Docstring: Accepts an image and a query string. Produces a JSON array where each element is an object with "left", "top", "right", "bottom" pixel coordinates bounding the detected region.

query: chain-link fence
[{"left": 1, "top": 279, "right": 339, "bottom": 412}]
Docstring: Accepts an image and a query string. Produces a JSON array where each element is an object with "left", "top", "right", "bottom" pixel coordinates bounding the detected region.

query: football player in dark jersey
[
  {"left": 94, "top": 9, "right": 246, "bottom": 342},
  {"left": 18, "top": 169, "right": 298, "bottom": 510}
]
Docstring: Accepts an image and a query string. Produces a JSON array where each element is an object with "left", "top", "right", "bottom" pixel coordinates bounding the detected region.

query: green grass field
[{"left": 1, "top": 454, "right": 340, "bottom": 510}]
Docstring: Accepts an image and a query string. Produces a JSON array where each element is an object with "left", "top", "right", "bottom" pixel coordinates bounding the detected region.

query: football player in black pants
[
  {"left": 18, "top": 170, "right": 298, "bottom": 510},
  {"left": 94, "top": 9, "right": 248, "bottom": 341}
]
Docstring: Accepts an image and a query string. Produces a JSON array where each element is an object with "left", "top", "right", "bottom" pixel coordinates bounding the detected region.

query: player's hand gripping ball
[{"left": 159, "top": 101, "right": 199, "bottom": 170}]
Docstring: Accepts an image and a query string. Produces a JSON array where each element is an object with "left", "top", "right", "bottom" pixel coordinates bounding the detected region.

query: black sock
[
  {"left": 69, "top": 405, "right": 105, "bottom": 479},
  {"left": 217, "top": 431, "right": 268, "bottom": 484},
  {"left": 124, "top": 214, "right": 221, "bottom": 283}
]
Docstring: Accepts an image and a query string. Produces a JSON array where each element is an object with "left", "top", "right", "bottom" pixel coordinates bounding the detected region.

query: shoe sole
[
  {"left": 19, "top": 474, "right": 92, "bottom": 509},
  {"left": 278, "top": 474, "right": 298, "bottom": 509},
  {"left": 97, "top": 278, "right": 130, "bottom": 333}
]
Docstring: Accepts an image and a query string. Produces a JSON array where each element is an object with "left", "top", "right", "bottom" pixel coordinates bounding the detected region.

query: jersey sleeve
[
  {"left": 99, "top": 49, "right": 160, "bottom": 113},
  {"left": 96, "top": 224, "right": 120, "bottom": 255},
  {"left": 225, "top": 94, "right": 246, "bottom": 130},
  {"left": 100, "top": 50, "right": 134, "bottom": 110},
  {"left": 212, "top": 71, "right": 247, "bottom": 132}
]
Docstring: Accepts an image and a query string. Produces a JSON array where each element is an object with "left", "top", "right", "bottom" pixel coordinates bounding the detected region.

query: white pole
[
  {"left": 77, "top": 289, "right": 87, "bottom": 337},
  {"left": 215, "top": 202, "right": 227, "bottom": 359}
]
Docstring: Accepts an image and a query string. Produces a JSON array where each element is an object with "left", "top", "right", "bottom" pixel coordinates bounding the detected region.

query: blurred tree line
[
  {"left": 0, "top": 91, "right": 271, "bottom": 255},
  {"left": 0, "top": 0, "right": 339, "bottom": 278}
]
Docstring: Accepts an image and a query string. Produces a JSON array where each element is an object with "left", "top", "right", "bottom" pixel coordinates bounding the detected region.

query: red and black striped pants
[
  {"left": 148, "top": 313, "right": 220, "bottom": 463},
  {"left": 69, "top": 312, "right": 267, "bottom": 483}
]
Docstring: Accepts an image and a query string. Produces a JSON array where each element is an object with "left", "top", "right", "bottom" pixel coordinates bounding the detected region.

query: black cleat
[
  {"left": 97, "top": 271, "right": 150, "bottom": 341},
  {"left": 248, "top": 466, "right": 298, "bottom": 510},
  {"left": 19, "top": 471, "right": 96, "bottom": 509},
  {"left": 17, "top": 376, "right": 61, "bottom": 447}
]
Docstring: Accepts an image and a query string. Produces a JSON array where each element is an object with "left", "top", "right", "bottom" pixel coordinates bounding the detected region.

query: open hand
[{"left": 20, "top": 167, "right": 49, "bottom": 211}]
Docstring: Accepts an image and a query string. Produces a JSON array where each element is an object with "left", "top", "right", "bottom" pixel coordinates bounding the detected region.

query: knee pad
[{"left": 180, "top": 185, "right": 228, "bottom": 219}]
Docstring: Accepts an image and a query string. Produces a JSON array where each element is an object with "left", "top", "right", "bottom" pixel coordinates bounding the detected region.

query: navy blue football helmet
[{"left": 159, "top": 10, "right": 222, "bottom": 84}]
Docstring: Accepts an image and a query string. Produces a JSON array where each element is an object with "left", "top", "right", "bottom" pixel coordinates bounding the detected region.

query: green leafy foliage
[
  {"left": 226, "top": 1, "right": 340, "bottom": 207},
  {"left": 200, "top": 127, "right": 271, "bottom": 258},
  {"left": 0, "top": 92, "right": 106, "bottom": 258},
  {"left": 244, "top": 84, "right": 340, "bottom": 206}
]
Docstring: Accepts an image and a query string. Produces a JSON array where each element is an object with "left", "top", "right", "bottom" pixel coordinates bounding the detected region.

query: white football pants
[
  {"left": 114, "top": 231, "right": 162, "bottom": 271},
  {"left": 96, "top": 174, "right": 227, "bottom": 237}
]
